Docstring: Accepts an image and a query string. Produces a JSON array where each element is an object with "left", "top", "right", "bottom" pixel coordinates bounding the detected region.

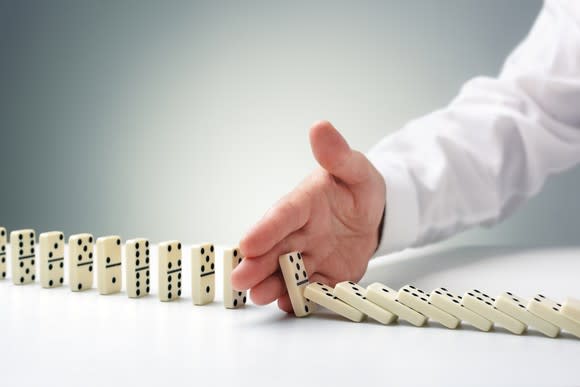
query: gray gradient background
[{"left": 1, "top": 1, "right": 577, "bottom": 250}]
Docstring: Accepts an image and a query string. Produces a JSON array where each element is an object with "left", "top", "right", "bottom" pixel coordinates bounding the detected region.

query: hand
[{"left": 231, "top": 120, "right": 386, "bottom": 313}]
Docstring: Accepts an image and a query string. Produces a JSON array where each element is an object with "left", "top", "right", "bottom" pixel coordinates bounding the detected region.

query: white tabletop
[{"left": 1, "top": 244, "right": 579, "bottom": 387}]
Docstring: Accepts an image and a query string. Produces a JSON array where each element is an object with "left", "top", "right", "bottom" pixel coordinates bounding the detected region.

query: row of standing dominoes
[
  {"left": 0, "top": 227, "right": 247, "bottom": 309},
  {"left": 278, "top": 251, "right": 580, "bottom": 339}
]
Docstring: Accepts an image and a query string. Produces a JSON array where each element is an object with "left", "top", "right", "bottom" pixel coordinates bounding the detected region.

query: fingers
[
  {"left": 231, "top": 230, "right": 308, "bottom": 291},
  {"left": 309, "top": 120, "right": 372, "bottom": 186},
  {"left": 249, "top": 272, "right": 286, "bottom": 305},
  {"left": 240, "top": 192, "right": 311, "bottom": 258}
]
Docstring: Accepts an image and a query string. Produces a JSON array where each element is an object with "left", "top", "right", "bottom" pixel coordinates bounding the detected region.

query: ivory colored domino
[
  {"left": 10, "top": 229, "right": 36, "bottom": 285},
  {"left": 223, "top": 247, "right": 247, "bottom": 309},
  {"left": 528, "top": 294, "right": 580, "bottom": 338},
  {"left": 125, "top": 238, "right": 151, "bottom": 298},
  {"left": 158, "top": 241, "right": 183, "bottom": 302},
  {"left": 278, "top": 252, "right": 314, "bottom": 317},
  {"left": 96, "top": 236, "right": 122, "bottom": 295},
  {"left": 366, "top": 283, "right": 426, "bottom": 326},
  {"left": 462, "top": 289, "right": 525, "bottom": 334},
  {"left": 495, "top": 292, "right": 559, "bottom": 338},
  {"left": 561, "top": 297, "right": 580, "bottom": 324},
  {"left": 39, "top": 231, "right": 65, "bottom": 288},
  {"left": 191, "top": 243, "right": 216, "bottom": 305},
  {"left": 334, "top": 281, "right": 396, "bottom": 324},
  {"left": 0, "top": 227, "right": 6, "bottom": 279},
  {"left": 397, "top": 285, "right": 459, "bottom": 329},
  {"left": 69, "top": 233, "right": 94, "bottom": 292},
  {"left": 304, "top": 282, "right": 365, "bottom": 322},
  {"left": 430, "top": 288, "right": 492, "bottom": 332}
]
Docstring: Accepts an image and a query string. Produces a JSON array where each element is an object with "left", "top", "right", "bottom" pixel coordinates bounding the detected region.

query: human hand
[{"left": 231, "top": 120, "right": 386, "bottom": 313}]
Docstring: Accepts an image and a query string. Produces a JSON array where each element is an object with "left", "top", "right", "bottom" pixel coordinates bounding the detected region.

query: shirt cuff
[{"left": 366, "top": 154, "right": 420, "bottom": 256}]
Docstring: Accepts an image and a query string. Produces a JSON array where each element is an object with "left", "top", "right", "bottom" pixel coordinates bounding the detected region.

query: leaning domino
[
  {"left": 304, "top": 282, "right": 365, "bottom": 322},
  {"left": 462, "top": 289, "right": 526, "bottom": 334},
  {"left": 398, "top": 285, "right": 460, "bottom": 329},
  {"left": 366, "top": 283, "right": 427, "bottom": 326},
  {"left": 278, "top": 252, "right": 314, "bottom": 317},
  {"left": 430, "top": 287, "right": 492, "bottom": 332},
  {"left": 561, "top": 297, "right": 580, "bottom": 324},
  {"left": 528, "top": 294, "right": 580, "bottom": 338},
  {"left": 334, "top": 281, "right": 395, "bottom": 324},
  {"left": 494, "top": 292, "right": 559, "bottom": 338}
]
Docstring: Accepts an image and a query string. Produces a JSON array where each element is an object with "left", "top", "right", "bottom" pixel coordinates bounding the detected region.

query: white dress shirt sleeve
[{"left": 367, "top": 0, "right": 580, "bottom": 255}]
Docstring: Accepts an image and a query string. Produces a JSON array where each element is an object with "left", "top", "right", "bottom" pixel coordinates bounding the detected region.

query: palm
[
  {"left": 298, "top": 168, "right": 383, "bottom": 287},
  {"left": 231, "top": 121, "right": 386, "bottom": 313}
]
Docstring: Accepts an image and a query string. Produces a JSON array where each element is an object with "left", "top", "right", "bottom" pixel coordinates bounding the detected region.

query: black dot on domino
[
  {"left": 49, "top": 280, "right": 54, "bottom": 287},
  {"left": 206, "top": 286, "right": 210, "bottom": 293},
  {"left": 112, "top": 277, "right": 116, "bottom": 284}
]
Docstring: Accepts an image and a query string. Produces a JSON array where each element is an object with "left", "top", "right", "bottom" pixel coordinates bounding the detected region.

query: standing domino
[
  {"left": 334, "top": 281, "right": 395, "bottom": 324},
  {"left": 429, "top": 287, "right": 492, "bottom": 332},
  {"left": 39, "top": 231, "right": 65, "bottom": 288},
  {"left": 366, "top": 283, "right": 427, "bottom": 327},
  {"left": 494, "top": 292, "right": 559, "bottom": 338},
  {"left": 10, "top": 229, "right": 36, "bottom": 285},
  {"left": 304, "top": 282, "right": 364, "bottom": 322},
  {"left": 223, "top": 247, "right": 247, "bottom": 309},
  {"left": 462, "top": 289, "right": 526, "bottom": 334},
  {"left": 278, "top": 252, "right": 314, "bottom": 317},
  {"left": 158, "top": 241, "right": 182, "bottom": 302},
  {"left": 528, "top": 294, "right": 580, "bottom": 338},
  {"left": 0, "top": 227, "right": 6, "bottom": 279},
  {"left": 126, "top": 238, "right": 151, "bottom": 298},
  {"left": 561, "top": 297, "right": 580, "bottom": 324},
  {"left": 96, "top": 236, "right": 122, "bottom": 295},
  {"left": 397, "top": 285, "right": 460, "bottom": 329},
  {"left": 69, "top": 234, "right": 94, "bottom": 291},
  {"left": 191, "top": 243, "right": 216, "bottom": 305}
]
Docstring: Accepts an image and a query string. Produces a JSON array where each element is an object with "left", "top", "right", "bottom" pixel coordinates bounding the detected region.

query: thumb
[{"left": 309, "top": 120, "right": 371, "bottom": 185}]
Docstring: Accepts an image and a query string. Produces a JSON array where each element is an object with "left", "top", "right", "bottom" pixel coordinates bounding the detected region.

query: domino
[
  {"left": 528, "top": 294, "right": 580, "bottom": 338},
  {"left": 125, "top": 238, "right": 151, "bottom": 298},
  {"left": 10, "top": 229, "right": 36, "bottom": 285},
  {"left": 304, "top": 282, "right": 365, "bottom": 322},
  {"left": 366, "top": 283, "right": 427, "bottom": 327},
  {"left": 39, "top": 231, "right": 65, "bottom": 288},
  {"left": 191, "top": 243, "right": 215, "bottom": 305},
  {"left": 223, "top": 247, "right": 247, "bottom": 309},
  {"left": 158, "top": 241, "right": 182, "bottom": 302},
  {"left": 561, "top": 297, "right": 580, "bottom": 324},
  {"left": 0, "top": 227, "right": 6, "bottom": 279},
  {"left": 96, "top": 236, "right": 122, "bottom": 295},
  {"left": 429, "top": 287, "right": 492, "bottom": 332},
  {"left": 462, "top": 289, "right": 525, "bottom": 334},
  {"left": 334, "top": 281, "right": 395, "bottom": 324},
  {"left": 495, "top": 292, "right": 559, "bottom": 338},
  {"left": 397, "top": 285, "right": 459, "bottom": 329},
  {"left": 69, "top": 234, "right": 94, "bottom": 291},
  {"left": 278, "top": 252, "right": 314, "bottom": 317}
]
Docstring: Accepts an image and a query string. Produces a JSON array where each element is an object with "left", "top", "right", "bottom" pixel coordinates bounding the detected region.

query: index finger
[{"left": 240, "top": 191, "right": 310, "bottom": 258}]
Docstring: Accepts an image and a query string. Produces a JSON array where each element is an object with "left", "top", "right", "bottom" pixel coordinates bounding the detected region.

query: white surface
[{"left": 1, "top": 244, "right": 579, "bottom": 387}]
